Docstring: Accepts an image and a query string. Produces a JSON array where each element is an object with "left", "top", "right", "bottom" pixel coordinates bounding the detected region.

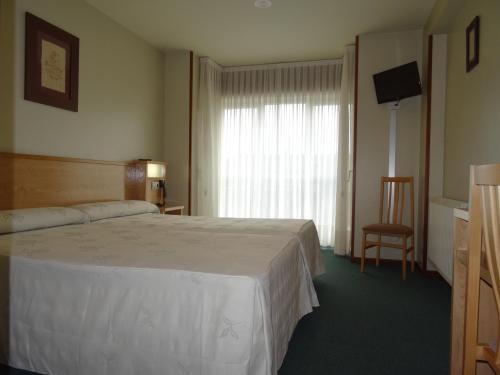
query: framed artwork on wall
[
  {"left": 24, "top": 12, "right": 79, "bottom": 111},
  {"left": 466, "top": 16, "right": 480, "bottom": 73}
]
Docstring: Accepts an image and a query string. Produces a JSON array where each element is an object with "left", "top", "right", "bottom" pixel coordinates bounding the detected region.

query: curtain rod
[{"left": 200, "top": 56, "right": 342, "bottom": 72}]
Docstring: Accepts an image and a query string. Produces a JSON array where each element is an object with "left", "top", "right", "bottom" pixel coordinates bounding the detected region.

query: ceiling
[{"left": 86, "top": 0, "right": 436, "bottom": 66}]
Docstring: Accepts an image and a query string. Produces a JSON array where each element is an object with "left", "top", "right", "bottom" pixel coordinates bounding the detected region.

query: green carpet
[
  {"left": 279, "top": 250, "right": 451, "bottom": 375},
  {"left": 1, "top": 250, "right": 450, "bottom": 375}
]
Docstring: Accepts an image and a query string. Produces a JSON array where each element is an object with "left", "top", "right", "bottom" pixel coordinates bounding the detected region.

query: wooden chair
[
  {"left": 360, "top": 177, "right": 415, "bottom": 280},
  {"left": 464, "top": 164, "right": 500, "bottom": 374}
]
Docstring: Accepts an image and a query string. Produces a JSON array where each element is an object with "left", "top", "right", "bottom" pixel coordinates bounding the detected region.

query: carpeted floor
[
  {"left": 278, "top": 250, "right": 451, "bottom": 375},
  {"left": 1, "top": 250, "right": 451, "bottom": 375}
]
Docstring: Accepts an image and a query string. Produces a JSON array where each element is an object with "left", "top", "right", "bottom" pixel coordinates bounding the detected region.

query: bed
[
  {"left": 0, "top": 153, "right": 325, "bottom": 375},
  {"left": 138, "top": 214, "right": 325, "bottom": 278}
]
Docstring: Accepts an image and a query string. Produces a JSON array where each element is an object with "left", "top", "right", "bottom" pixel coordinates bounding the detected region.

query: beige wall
[
  {"left": 163, "top": 50, "right": 191, "bottom": 210},
  {"left": 423, "top": 0, "right": 500, "bottom": 202},
  {"left": 354, "top": 30, "right": 423, "bottom": 259},
  {"left": 418, "top": 0, "right": 465, "bottom": 265},
  {"left": 442, "top": 0, "right": 500, "bottom": 200},
  {"left": 0, "top": 0, "right": 15, "bottom": 152},
  {"left": 7, "top": 0, "right": 164, "bottom": 161}
]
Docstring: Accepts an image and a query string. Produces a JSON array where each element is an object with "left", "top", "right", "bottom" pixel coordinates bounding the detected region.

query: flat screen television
[{"left": 373, "top": 61, "right": 422, "bottom": 104}]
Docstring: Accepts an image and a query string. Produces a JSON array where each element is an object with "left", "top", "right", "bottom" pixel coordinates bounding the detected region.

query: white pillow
[
  {"left": 0, "top": 207, "right": 88, "bottom": 234},
  {"left": 72, "top": 200, "right": 159, "bottom": 222}
]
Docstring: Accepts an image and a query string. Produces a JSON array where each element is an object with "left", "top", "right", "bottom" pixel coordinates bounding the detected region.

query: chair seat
[{"left": 362, "top": 223, "right": 413, "bottom": 236}]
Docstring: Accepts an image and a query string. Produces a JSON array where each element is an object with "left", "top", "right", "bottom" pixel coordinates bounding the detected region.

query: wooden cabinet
[
  {"left": 126, "top": 160, "right": 167, "bottom": 206},
  {"left": 451, "top": 209, "right": 498, "bottom": 375}
]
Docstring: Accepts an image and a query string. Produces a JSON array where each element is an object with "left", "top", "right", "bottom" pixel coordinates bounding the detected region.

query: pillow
[
  {"left": 72, "top": 200, "right": 159, "bottom": 222},
  {"left": 0, "top": 207, "right": 88, "bottom": 234}
]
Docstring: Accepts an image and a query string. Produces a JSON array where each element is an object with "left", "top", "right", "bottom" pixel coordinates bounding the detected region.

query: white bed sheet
[{"left": 0, "top": 215, "right": 320, "bottom": 375}]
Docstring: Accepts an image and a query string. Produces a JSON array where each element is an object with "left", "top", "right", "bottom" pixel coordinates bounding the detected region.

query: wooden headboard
[{"left": 0, "top": 152, "right": 133, "bottom": 210}]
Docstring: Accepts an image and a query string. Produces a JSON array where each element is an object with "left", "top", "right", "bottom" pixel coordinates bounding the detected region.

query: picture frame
[
  {"left": 24, "top": 12, "right": 79, "bottom": 112},
  {"left": 466, "top": 16, "right": 480, "bottom": 73}
]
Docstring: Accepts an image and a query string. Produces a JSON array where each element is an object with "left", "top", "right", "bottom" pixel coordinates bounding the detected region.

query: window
[{"left": 219, "top": 98, "right": 339, "bottom": 245}]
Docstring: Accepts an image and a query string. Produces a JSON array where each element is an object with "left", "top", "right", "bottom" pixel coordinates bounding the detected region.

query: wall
[
  {"left": 354, "top": 30, "right": 423, "bottom": 259},
  {"left": 428, "top": 35, "right": 448, "bottom": 200},
  {"left": 0, "top": 0, "right": 15, "bottom": 152},
  {"left": 163, "top": 50, "right": 192, "bottom": 210},
  {"left": 7, "top": 0, "right": 164, "bottom": 161},
  {"left": 441, "top": 0, "right": 500, "bottom": 201}
]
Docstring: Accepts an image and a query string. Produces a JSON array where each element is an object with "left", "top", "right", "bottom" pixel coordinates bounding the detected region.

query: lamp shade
[{"left": 147, "top": 163, "right": 166, "bottom": 178}]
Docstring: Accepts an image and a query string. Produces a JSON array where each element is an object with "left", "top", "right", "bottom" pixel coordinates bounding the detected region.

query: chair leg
[
  {"left": 376, "top": 234, "right": 381, "bottom": 267},
  {"left": 361, "top": 232, "right": 366, "bottom": 273},
  {"left": 402, "top": 235, "right": 407, "bottom": 280},
  {"left": 411, "top": 235, "right": 415, "bottom": 272}
]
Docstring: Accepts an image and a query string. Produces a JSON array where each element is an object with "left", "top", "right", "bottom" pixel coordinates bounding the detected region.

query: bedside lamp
[
  {"left": 147, "top": 163, "right": 166, "bottom": 179},
  {"left": 147, "top": 162, "right": 167, "bottom": 208},
  {"left": 126, "top": 160, "right": 167, "bottom": 207}
]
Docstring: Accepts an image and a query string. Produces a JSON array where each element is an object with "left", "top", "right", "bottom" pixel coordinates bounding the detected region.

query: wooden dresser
[{"left": 451, "top": 208, "right": 498, "bottom": 374}]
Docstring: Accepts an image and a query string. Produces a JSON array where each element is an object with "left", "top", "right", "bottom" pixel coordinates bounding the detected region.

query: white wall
[
  {"left": 7, "top": 0, "right": 164, "bottom": 161},
  {"left": 163, "top": 50, "right": 191, "bottom": 210},
  {"left": 354, "top": 30, "right": 423, "bottom": 260}
]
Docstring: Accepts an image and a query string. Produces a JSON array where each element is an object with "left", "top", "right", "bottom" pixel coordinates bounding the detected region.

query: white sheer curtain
[
  {"left": 334, "top": 45, "right": 356, "bottom": 255},
  {"left": 195, "top": 59, "right": 223, "bottom": 217},
  {"left": 196, "top": 55, "right": 355, "bottom": 248}
]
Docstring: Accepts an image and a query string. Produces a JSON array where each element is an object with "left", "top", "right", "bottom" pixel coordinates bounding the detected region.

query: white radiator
[{"left": 428, "top": 197, "right": 467, "bottom": 285}]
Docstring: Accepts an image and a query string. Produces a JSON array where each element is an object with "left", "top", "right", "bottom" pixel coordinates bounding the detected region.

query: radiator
[{"left": 428, "top": 197, "right": 467, "bottom": 285}]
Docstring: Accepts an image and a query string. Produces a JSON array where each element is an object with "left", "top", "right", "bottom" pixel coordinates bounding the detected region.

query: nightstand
[{"left": 160, "top": 202, "right": 184, "bottom": 215}]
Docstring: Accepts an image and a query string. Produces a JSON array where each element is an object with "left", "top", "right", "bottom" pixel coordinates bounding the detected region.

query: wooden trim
[
  {"left": 463, "top": 182, "right": 483, "bottom": 373},
  {"left": 353, "top": 256, "right": 406, "bottom": 266},
  {"left": 350, "top": 35, "right": 359, "bottom": 262},
  {"left": 422, "top": 34, "right": 433, "bottom": 272},
  {"left": 353, "top": 256, "right": 418, "bottom": 268},
  {"left": 365, "top": 241, "right": 414, "bottom": 251},
  {"left": 0, "top": 152, "right": 127, "bottom": 166},
  {"left": 353, "top": 256, "right": 443, "bottom": 278},
  {"left": 188, "top": 51, "right": 193, "bottom": 215}
]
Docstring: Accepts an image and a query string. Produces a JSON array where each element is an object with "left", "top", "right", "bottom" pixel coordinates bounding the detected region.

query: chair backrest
[
  {"left": 378, "top": 176, "right": 414, "bottom": 229},
  {"left": 473, "top": 164, "right": 500, "bottom": 319}
]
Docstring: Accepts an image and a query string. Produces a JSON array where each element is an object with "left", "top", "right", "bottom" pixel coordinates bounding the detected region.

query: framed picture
[
  {"left": 24, "top": 13, "right": 79, "bottom": 111},
  {"left": 466, "top": 16, "right": 480, "bottom": 73}
]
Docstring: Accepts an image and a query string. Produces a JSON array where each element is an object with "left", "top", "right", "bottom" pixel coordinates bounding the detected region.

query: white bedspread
[
  {"left": 127, "top": 214, "right": 325, "bottom": 278},
  {"left": 0, "top": 215, "right": 321, "bottom": 375}
]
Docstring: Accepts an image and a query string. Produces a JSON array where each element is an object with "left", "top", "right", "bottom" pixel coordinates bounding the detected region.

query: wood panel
[
  {"left": 452, "top": 213, "right": 497, "bottom": 374},
  {"left": 422, "top": 34, "right": 433, "bottom": 272},
  {"left": 350, "top": 35, "right": 359, "bottom": 261},
  {"left": 451, "top": 217, "right": 468, "bottom": 375},
  {"left": 125, "top": 160, "right": 167, "bottom": 206},
  {"left": 188, "top": 50, "right": 193, "bottom": 215},
  {"left": 125, "top": 161, "right": 147, "bottom": 202},
  {"left": 0, "top": 152, "right": 129, "bottom": 209}
]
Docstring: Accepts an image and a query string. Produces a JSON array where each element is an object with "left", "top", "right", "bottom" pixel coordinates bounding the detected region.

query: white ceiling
[{"left": 86, "top": 0, "right": 436, "bottom": 66}]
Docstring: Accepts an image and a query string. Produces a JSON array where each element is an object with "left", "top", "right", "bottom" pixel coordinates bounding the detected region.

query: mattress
[{"left": 0, "top": 215, "right": 321, "bottom": 375}]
